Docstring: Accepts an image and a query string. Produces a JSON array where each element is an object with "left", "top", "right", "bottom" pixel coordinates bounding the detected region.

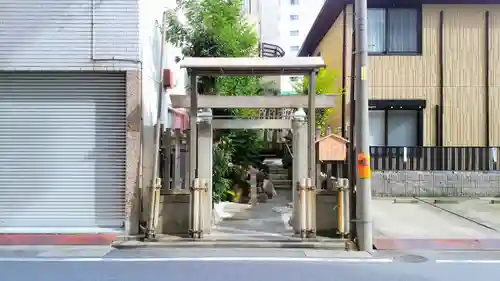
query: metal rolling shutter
[{"left": 0, "top": 71, "right": 126, "bottom": 230}]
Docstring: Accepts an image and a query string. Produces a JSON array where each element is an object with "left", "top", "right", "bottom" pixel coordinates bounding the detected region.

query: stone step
[
  {"left": 274, "top": 185, "right": 292, "bottom": 190},
  {"left": 272, "top": 179, "right": 292, "bottom": 184},
  {"left": 269, "top": 173, "right": 288, "bottom": 177},
  {"left": 269, "top": 169, "right": 288, "bottom": 174},
  {"left": 271, "top": 179, "right": 292, "bottom": 189},
  {"left": 269, "top": 173, "right": 289, "bottom": 180}
]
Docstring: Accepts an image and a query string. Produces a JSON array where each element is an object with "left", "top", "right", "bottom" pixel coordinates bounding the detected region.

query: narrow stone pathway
[{"left": 207, "top": 189, "right": 297, "bottom": 241}]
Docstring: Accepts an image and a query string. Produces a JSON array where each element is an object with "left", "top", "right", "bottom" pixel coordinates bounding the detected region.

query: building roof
[
  {"left": 315, "top": 133, "right": 349, "bottom": 143},
  {"left": 179, "top": 57, "right": 325, "bottom": 76},
  {"left": 298, "top": 0, "right": 500, "bottom": 57}
]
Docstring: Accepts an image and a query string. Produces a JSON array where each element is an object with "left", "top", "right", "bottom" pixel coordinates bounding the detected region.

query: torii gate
[{"left": 156, "top": 57, "right": 337, "bottom": 239}]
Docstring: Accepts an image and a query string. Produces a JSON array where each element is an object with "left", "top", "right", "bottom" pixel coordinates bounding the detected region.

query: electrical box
[{"left": 163, "top": 69, "right": 173, "bottom": 89}]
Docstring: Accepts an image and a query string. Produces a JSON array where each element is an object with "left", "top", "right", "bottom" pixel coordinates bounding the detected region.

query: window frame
[
  {"left": 367, "top": 5, "right": 423, "bottom": 56},
  {"left": 375, "top": 108, "right": 423, "bottom": 147},
  {"left": 369, "top": 108, "right": 423, "bottom": 158}
]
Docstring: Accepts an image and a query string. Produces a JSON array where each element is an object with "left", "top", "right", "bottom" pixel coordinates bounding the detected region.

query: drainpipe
[
  {"left": 341, "top": 7, "right": 347, "bottom": 138},
  {"left": 145, "top": 11, "right": 168, "bottom": 240},
  {"left": 485, "top": 11, "right": 490, "bottom": 147},
  {"left": 438, "top": 11, "right": 444, "bottom": 146}
]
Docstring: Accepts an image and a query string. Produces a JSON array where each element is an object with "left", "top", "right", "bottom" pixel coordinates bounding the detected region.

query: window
[
  {"left": 241, "top": 0, "right": 251, "bottom": 14},
  {"left": 369, "top": 110, "right": 419, "bottom": 147},
  {"left": 367, "top": 7, "right": 420, "bottom": 54},
  {"left": 290, "top": 14, "right": 299, "bottom": 20},
  {"left": 369, "top": 111, "right": 386, "bottom": 146},
  {"left": 290, "top": 30, "right": 299, "bottom": 36},
  {"left": 290, "top": 0, "right": 299, "bottom": 4},
  {"left": 290, "top": 45, "right": 300, "bottom": 51}
]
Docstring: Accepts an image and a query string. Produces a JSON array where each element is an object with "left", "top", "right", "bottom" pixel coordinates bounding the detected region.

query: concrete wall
[
  {"left": 315, "top": 4, "right": 500, "bottom": 146},
  {"left": 126, "top": 70, "right": 142, "bottom": 235},
  {"left": 372, "top": 171, "right": 500, "bottom": 197}
]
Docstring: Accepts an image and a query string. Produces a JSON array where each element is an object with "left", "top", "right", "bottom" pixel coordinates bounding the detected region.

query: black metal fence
[
  {"left": 318, "top": 146, "right": 500, "bottom": 178},
  {"left": 370, "top": 146, "right": 500, "bottom": 171}
]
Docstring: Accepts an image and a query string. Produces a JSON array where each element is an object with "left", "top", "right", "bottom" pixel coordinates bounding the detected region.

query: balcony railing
[
  {"left": 260, "top": 42, "right": 285, "bottom": 57},
  {"left": 370, "top": 146, "right": 500, "bottom": 171}
]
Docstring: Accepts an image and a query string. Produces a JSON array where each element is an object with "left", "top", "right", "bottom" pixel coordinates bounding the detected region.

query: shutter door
[{"left": 0, "top": 71, "right": 126, "bottom": 230}]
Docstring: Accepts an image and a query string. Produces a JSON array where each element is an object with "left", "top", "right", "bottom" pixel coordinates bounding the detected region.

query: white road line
[
  {"left": 436, "top": 259, "right": 500, "bottom": 264},
  {"left": 0, "top": 257, "right": 394, "bottom": 263}
]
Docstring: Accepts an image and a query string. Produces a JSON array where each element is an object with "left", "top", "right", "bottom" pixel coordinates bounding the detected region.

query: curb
[
  {"left": 373, "top": 238, "right": 500, "bottom": 250},
  {"left": 0, "top": 233, "right": 118, "bottom": 246},
  {"left": 112, "top": 240, "right": 348, "bottom": 250}
]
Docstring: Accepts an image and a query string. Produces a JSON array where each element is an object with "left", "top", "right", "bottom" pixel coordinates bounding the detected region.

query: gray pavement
[
  {"left": 5, "top": 259, "right": 498, "bottom": 281},
  {"left": 373, "top": 197, "right": 500, "bottom": 240},
  {"left": 208, "top": 189, "right": 295, "bottom": 241},
  {"left": 417, "top": 197, "right": 500, "bottom": 231},
  {"left": 114, "top": 188, "right": 346, "bottom": 249},
  {"left": 1, "top": 246, "right": 500, "bottom": 281}
]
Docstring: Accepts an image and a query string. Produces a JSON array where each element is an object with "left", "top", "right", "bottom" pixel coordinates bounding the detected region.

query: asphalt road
[{"left": 1, "top": 247, "right": 500, "bottom": 281}]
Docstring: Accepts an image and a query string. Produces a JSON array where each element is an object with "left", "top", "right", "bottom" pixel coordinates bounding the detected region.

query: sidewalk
[
  {"left": 208, "top": 189, "right": 294, "bottom": 241},
  {"left": 373, "top": 197, "right": 500, "bottom": 250},
  {"left": 113, "top": 189, "right": 346, "bottom": 249}
]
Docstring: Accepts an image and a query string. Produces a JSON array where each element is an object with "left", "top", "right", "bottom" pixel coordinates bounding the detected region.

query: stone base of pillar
[
  {"left": 156, "top": 189, "right": 191, "bottom": 235},
  {"left": 315, "top": 189, "right": 339, "bottom": 237}
]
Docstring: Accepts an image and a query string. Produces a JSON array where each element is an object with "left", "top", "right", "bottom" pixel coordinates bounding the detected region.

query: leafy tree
[
  {"left": 165, "top": 0, "right": 266, "bottom": 202},
  {"left": 212, "top": 136, "right": 234, "bottom": 202},
  {"left": 280, "top": 69, "right": 344, "bottom": 176},
  {"left": 292, "top": 68, "right": 344, "bottom": 135}
]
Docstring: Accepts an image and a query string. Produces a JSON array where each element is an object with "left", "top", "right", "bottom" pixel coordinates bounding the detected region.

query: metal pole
[
  {"left": 258, "top": 0, "right": 263, "bottom": 57},
  {"left": 189, "top": 74, "right": 198, "bottom": 186},
  {"left": 146, "top": 11, "right": 168, "bottom": 239},
  {"left": 354, "top": 0, "right": 373, "bottom": 252},
  {"left": 343, "top": 179, "right": 351, "bottom": 236},
  {"left": 348, "top": 4, "right": 357, "bottom": 245},
  {"left": 292, "top": 108, "right": 307, "bottom": 234},
  {"left": 162, "top": 131, "right": 172, "bottom": 190},
  {"left": 172, "top": 129, "right": 182, "bottom": 189},
  {"left": 308, "top": 71, "right": 316, "bottom": 181},
  {"left": 197, "top": 109, "right": 213, "bottom": 234}
]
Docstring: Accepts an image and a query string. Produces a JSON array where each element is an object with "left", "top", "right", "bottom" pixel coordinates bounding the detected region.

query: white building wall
[
  {"left": 139, "top": 0, "right": 186, "bottom": 128},
  {"left": 138, "top": 0, "right": 187, "bottom": 221},
  {"left": 278, "top": 0, "right": 323, "bottom": 94},
  {"left": 259, "top": 0, "right": 281, "bottom": 47},
  {"left": 245, "top": 0, "right": 323, "bottom": 94},
  {"left": 0, "top": 0, "right": 141, "bottom": 71},
  {"left": 0, "top": 0, "right": 187, "bottom": 125}
]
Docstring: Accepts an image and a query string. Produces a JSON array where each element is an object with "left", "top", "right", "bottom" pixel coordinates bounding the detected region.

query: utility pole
[
  {"left": 353, "top": 0, "right": 373, "bottom": 252},
  {"left": 348, "top": 3, "right": 357, "bottom": 245}
]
